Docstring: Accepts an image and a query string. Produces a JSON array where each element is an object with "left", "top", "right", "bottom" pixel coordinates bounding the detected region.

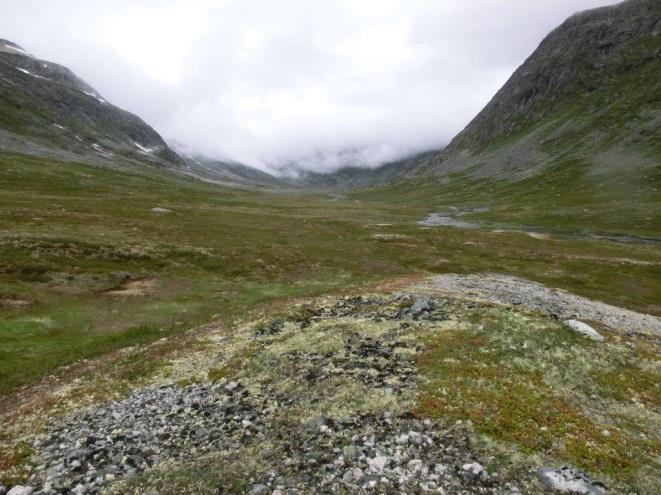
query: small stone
[
  {"left": 306, "top": 416, "right": 331, "bottom": 431},
  {"left": 462, "top": 462, "right": 484, "bottom": 475},
  {"left": 408, "top": 431, "right": 423, "bottom": 445},
  {"left": 150, "top": 207, "right": 172, "bottom": 214},
  {"left": 342, "top": 469, "right": 354, "bottom": 483},
  {"left": 352, "top": 467, "right": 365, "bottom": 482},
  {"left": 420, "top": 480, "right": 439, "bottom": 491},
  {"left": 411, "top": 298, "right": 433, "bottom": 317},
  {"left": 343, "top": 445, "right": 359, "bottom": 460},
  {"left": 407, "top": 459, "right": 423, "bottom": 473},
  {"left": 247, "top": 484, "right": 269, "bottom": 495},
  {"left": 367, "top": 456, "right": 389, "bottom": 473}
]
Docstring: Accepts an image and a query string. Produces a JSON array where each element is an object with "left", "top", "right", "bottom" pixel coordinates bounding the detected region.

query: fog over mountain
[{"left": 1, "top": 0, "right": 618, "bottom": 172}]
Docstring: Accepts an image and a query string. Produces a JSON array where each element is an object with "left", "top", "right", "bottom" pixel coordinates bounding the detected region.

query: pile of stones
[{"left": 3, "top": 294, "right": 607, "bottom": 494}]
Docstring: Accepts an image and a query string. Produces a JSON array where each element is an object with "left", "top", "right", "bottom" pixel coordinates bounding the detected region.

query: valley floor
[{"left": 1, "top": 152, "right": 660, "bottom": 494}]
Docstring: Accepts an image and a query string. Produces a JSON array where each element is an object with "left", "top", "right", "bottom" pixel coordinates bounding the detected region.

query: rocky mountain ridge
[
  {"left": 442, "top": 0, "right": 660, "bottom": 157},
  {"left": 0, "top": 40, "right": 182, "bottom": 168},
  {"left": 414, "top": 0, "right": 660, "bottom": 179},
  {"left": 0, "top": 40, "right": 297, "bottom": 189}
]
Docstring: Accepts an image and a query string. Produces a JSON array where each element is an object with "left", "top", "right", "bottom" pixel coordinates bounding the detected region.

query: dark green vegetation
[
  {"left": 357, "top": 152, "right": 661, "bottom": 240},
  {"left": 1, "top": 151, "right": 660, "bottom": 398}
]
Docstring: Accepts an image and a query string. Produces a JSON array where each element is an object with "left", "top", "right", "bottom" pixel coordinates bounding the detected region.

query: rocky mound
[{"left": 2, "top": 282, "right": 658, "bottom": 494}]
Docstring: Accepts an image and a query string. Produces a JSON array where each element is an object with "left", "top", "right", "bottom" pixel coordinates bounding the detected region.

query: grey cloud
[{"left": 0, "top": 0, "right": 618, "bottom": 172}]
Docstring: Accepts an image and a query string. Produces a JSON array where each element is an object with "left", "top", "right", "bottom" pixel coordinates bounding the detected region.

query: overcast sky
[{"left": 1, "top": 0, "right": 618, "bottom": 172}]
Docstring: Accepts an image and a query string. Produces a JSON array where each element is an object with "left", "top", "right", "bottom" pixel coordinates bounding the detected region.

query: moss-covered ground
[{"left": 1, "top": 151, "right": 660, "bottom": 399}]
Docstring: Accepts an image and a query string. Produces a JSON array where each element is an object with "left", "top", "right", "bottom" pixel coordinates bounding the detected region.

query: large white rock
[
  {"left": 7, "top": 487, "right": 35, "bottom": 495},
  {"left": 564, "top": 320, "right": 604, "bottom": 341}
]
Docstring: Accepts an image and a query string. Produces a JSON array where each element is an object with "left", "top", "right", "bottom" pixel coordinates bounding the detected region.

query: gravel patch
[{"left": 416, "top": 273, "right": 661, "bottom": 336}]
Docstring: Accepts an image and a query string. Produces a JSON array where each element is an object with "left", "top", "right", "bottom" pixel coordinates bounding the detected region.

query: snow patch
[
  {"left": 53, "top": 124, "right": 66, "bottom": 130},
  {"left": 132, "top": 141, "right": 156, "bottom": 154},
  {"left": 3, "top": 44, "right": 29, "bottom": 56},
  {"left": 184, "top": 153, "right": 204, "bottom": 166},
  {"left": 14, "top": 67, "right": 50, "bottom": 80},
  {"left": 91, "top": 143, "right": 113, "bottom": 158},
  {"left": 80, "top": 89, "right": 107, "bottom": 105}
]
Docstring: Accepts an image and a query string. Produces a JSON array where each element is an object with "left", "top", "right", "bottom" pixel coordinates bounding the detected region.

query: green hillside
[{"left": 350, "top": 0, "right": 661, "bottom": 238}]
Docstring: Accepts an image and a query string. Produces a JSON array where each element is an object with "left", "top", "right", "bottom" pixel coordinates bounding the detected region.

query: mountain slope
[
  {"left": 289, "top": 151, "right": 435, "bottom": 190},
  {"left": 0, "top": 39, "right": 180, "bottom": 167},
  {"left": 292, "top": 0, "right": 659, "bottom": 192},
  {"left": 176, "top": 150, "right": 290, "bottom": 189},
  {"left": 419, "top": 0, "right": 660, "bottom": 178},
  {"left": 351, "top": 0, "right": 660, "bottom": 237}
]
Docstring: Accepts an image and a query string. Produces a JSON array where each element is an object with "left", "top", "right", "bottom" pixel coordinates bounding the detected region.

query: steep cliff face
[
  {"left": 0, "top": 40, "right": 180, "bottom": 166},
  {"left": 419, "top": 0, "right": 660, "bottom": 178}
]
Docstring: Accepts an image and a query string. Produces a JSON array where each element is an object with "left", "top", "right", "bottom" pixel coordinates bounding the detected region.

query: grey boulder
[{"left": 537, "top": 466, "right": 606, "bottom": 494}]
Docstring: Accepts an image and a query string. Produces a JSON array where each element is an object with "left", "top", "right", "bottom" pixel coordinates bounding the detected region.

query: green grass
[
  {"left": 415, "top": 308, "right": 660, "bottom": 487},
  {"left": 355, "top": 153, "right": 661, "bottom": 239},
  {"left": 1, "top": 151, "right": 660, "bottom": 397}
]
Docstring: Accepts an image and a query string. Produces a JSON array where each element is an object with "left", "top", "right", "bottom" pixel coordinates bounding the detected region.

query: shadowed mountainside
[
  {"left": 0, "top": 39, "right": 181, "bottom": 167},
  {"left": 0, "top": 40, "right": 286, "bottom": 188}
]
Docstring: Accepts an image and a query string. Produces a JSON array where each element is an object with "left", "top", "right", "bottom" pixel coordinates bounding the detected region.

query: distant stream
[
  {"left": 417, "top": 213, "right": 480, "bottom": 229},
  {"left": 417, "top": 208, "right": 661, "bottom": 245}
]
